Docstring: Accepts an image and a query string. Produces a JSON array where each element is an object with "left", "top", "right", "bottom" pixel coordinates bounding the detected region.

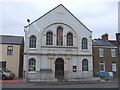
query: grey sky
[{"left": 1, "top": 0, "right": 119, "bottom": 40}]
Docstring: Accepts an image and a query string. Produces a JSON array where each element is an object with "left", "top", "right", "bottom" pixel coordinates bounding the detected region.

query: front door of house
[
  {"left": 55, "top": 58, "right": 64, "bottom": 80},
  {"left": 0, "top": 61, "right": 6, "bottom": 68}
]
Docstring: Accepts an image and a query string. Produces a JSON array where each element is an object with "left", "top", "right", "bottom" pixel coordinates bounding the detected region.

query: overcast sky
[{"left": 1, "top": 0, "right": 119, "bottom": 40}]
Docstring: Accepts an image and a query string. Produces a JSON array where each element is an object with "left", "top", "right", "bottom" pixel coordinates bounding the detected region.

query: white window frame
[
  {"left": 82, "top": 59, "right": 88, "bottom": 71},
  {"left": 57, "top": 26, "right": 63, "bottom": 46},
  {"left": 99, "top": 62, "right": 105, "bottom": 72},
  {"left": 46, "top": 32, "right": 53, "bottom": 45},
  {"left": 111, "top": 49, "right": 116, "bottom": 57},
  {"left": 112, "top": 62, "right": 117, "bottom": 72},
  {"left": 29, "top": 58, "right": 36, "bottom": 72},
  {"left": 7, "top": 46, "right": 13, "bottom": 55},
  {"left": 67, "top": 32, "right": 73, "bottom": 46},
  {"left": 29, "top": 35, "right": 36, "bottom": 48},
  {"left": 99, "top": 48, "right": 104, "bottom": 57},
  {"left": 81, "top": 38, "right": 88, "bottom": 50}
]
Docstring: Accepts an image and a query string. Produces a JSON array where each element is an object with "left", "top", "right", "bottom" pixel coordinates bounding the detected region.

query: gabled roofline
[
  {"left": 24, "top": 4, "right": 92, "bottom": 32},
  {"left": 24, "top": 4, "right": 63, "bottom": 28},
  {"left": 60, "top": 4, "right": 92, "bottom": 32},
  {"left": 0, "top": 35, "right": 24, "bottom": 38},
  {"left": 0, "top": 35, "right": 24, "bottom": 45}
]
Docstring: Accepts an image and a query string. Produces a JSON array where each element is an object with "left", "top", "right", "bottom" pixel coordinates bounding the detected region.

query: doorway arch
[{"left": 55, "top": 58, "right": 64, "bottom": 80}]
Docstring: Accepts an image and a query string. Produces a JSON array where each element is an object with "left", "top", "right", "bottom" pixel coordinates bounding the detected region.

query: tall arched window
[
  {"left": 82, "top": 38, "right": 88, "bottom": 49},
  {"left": 29, "top": 35, "right": 36, "bottom": 48},
  {"left": 46, "top": 32, "right": 53, "bottom": 45},
  {"left": 67, "top": 33, "right": 73, "bottom": 46},
  {"left": 57, "top": 26, "right": 63, "bottom": 46},
  {"left": 82, "top": 59, "right": 88, "bottom": 71},
  {"left": 29, "top": 58, "right": 36, "bottom": 71}
]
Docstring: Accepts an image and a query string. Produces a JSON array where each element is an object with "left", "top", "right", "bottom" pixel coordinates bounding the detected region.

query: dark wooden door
[
  {"left": 55, "top": 58, "right": 64, "bottom": 80},
  {"left": 0, "top": 61, "right": 6, "bottom": 68}
]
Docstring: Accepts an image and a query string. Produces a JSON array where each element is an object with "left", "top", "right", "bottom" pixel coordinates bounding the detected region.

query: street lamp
[
  {"left": 24, "top": 19, "right": 30, "bottom": 82},
  {"left": 27, "top": 19, "right": 30, "bottom": 24},
  {"left": 116, "top": 33, "right": 120, "bottom": 86}
]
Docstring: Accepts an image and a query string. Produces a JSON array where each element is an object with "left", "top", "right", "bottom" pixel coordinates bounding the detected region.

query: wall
[
  {"left": 93, "top": 46, "right": 118, "bottom": 77},
  {"left": 1, "top": 44, "right": 20, "bottom": 77}
]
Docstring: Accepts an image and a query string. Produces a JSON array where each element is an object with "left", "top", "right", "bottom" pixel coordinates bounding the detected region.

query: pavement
[
  {"left": 0, "top": 77, "right": 118, "bottom": 84},
  {"left": 0, "top": 78, "right": 23, "bottom": 83}
]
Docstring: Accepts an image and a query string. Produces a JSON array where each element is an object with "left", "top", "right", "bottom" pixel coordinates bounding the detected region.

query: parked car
[
  {"left": 0, "top": 68, "right": 15, "bottom": 80},
  {"left": 97, "top": 72, "right": 113, "bottom": 80}
]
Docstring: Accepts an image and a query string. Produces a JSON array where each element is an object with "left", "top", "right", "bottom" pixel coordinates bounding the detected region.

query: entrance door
[
  {"left": 0, "top": 61, "right": 6, "bottom": 68},
  {"left": 55, "top": 58, "right": 64, "bottom": 80}
]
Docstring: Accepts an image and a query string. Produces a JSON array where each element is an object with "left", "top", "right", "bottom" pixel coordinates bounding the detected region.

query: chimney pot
[{"left": 101, "top": 33, "right": 108, "bottom": 40}]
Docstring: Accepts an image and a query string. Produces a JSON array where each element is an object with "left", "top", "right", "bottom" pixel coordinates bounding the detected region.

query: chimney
[{"left": 101, "top": 33, "right": 108, "bottom": 40}]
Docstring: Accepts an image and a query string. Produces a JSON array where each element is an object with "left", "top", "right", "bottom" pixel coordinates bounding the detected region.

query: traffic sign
[{"left": 116, "top": 33, "right": 120, "bottom": 45}]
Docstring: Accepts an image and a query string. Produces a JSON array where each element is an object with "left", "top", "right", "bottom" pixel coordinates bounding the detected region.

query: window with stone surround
[
  {"left": 29, "top": 58, "right": 36, "bottom": 71},
  {"left": 67, "top": 32, "right": 73, "bottom": 46},
  {"left": 82, "top": 59, "right": 88, "bottom": 71},
  {"left": 29, "top": 35, "right": 36, "bottom": 48},
  {"left": 82, "top": 38, "right": 88, "bottom": 49},
  {"left": 57, "top": 26, "right": 63, "bottom": 46},
  {"left": 46, "top": 32, "right": 53, "bottom": 45}
]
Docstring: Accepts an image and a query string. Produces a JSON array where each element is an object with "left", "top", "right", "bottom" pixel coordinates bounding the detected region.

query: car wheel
[{"left": 2, "top": 75, "right": 6, "bottom": 80}]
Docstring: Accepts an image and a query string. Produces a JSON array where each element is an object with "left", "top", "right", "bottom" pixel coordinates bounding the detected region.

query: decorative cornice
[{"left": 24, "top": 53, "right": 92, "bottom": 56}]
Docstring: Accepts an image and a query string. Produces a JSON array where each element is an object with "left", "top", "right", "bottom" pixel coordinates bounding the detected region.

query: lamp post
[
  {"left": 116, "top": 33, "right": 120, "bottom": 86},
  {"left": 24, "top": 19, "right": 30, "bottom": 82}
]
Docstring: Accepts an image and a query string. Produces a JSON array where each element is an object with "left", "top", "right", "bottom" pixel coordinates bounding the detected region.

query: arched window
[
  {"left": 82, "top": 38, "right": 88, "bottom": 49},
  {"left": 67, "top": 33, "right": 73, "bottom": 46},
  {"left": 46, "top": 32, "right": 53, "bottom": 45},
  {"left": 82, "top": 59, "right": 88, "bottom": 71},
  {"left": 29, "top": 35, "right": 36, "bottom": 48},
  {"left": 29, "top": 58, "right": 36, "bottom": 71},
  {"left": 57, "top": 26, "right": 63, "bottom": 46}
]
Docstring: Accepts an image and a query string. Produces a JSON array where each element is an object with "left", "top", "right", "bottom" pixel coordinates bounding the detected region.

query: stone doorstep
[
  {"left": 28, "top": 78, "right": 57, "bottom": 82},
  {"left": 67, "top": 77, "right": 101, "bottom": 82},
  {"left": 28, "top": 77, "right": 101, "bottom": 83}
]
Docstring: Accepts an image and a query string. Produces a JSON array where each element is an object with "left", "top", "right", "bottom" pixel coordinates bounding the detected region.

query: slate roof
[
  {"left": 109, "top": 40, "right": 118, "bottom": 46},
  {"left": 0, "top": 35, "right": 24, "bottom": 45},
  {"left": 92, "top": 39, "right": 114, "bottom": 46}
]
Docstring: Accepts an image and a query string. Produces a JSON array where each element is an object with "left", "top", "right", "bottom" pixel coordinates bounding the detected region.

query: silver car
[{"left": 0, "top": 68, "right": 15, "bottom": 80}]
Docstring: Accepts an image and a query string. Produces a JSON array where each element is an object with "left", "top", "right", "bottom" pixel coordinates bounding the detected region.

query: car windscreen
[{"left": 2, "top": 68, "right": 11, "bottom": 72}]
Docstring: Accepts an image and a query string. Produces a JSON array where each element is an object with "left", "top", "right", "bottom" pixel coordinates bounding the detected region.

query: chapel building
[{"left": 23, "top": 4, "right": 93, "bottom": 82}]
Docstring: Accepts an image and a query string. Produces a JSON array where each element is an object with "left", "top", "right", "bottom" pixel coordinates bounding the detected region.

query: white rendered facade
[{"left": 23, "top": 4, "right": 93, "bottom": 82}]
